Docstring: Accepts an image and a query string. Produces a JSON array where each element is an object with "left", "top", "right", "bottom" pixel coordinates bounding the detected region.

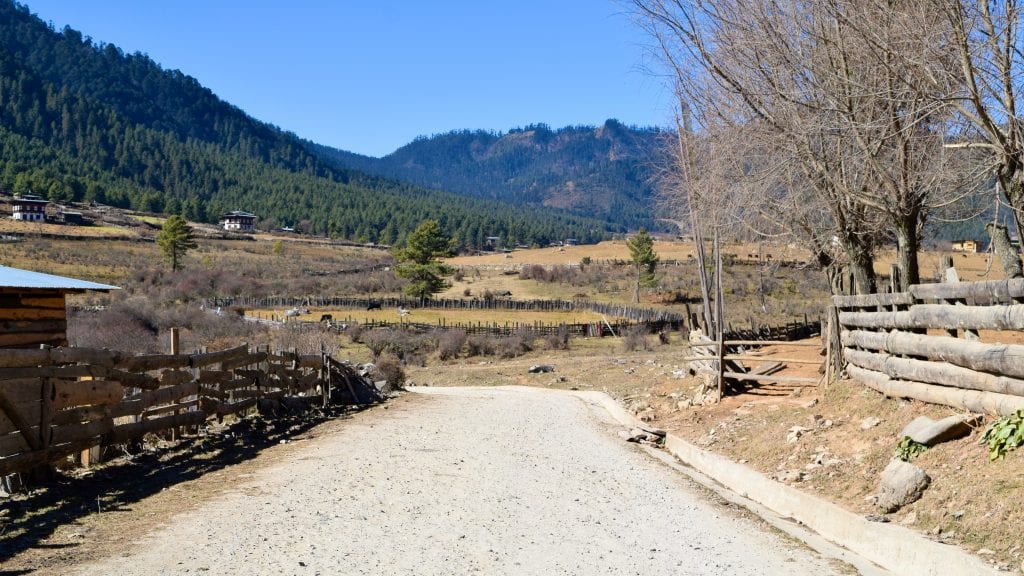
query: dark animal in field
[
  {"left": 320, "top": 314, "right": 333, "bottom": 322},
  {"left": 366, "top": 301, "right": 382, "bottom": 310}
]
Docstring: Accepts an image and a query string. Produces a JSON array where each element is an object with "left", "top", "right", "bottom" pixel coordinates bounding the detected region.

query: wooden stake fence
[{"left": 0, "top": 342, "right": 382, "bottom": 477}]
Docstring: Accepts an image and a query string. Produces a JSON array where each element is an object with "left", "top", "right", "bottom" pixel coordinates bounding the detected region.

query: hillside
[
  {"left": 0, "top": 0, "right": 614, "bottom": 248},
  {"left": 311, "top": 121, "right": 672, "bottom": 233}
]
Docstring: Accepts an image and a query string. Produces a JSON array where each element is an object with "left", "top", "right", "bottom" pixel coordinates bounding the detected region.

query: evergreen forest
[{"left": 0, "top": 0, "right": 616, "bottom": 248}]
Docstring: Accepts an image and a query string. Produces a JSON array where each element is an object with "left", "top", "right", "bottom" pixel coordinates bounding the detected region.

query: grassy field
[{"left": 249, "top": 307, "right": 615, "bottom": 326}]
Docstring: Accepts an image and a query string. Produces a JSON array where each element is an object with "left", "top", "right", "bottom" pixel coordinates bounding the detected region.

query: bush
[
  {"left": 497, "top": 331, "right": 534, "bottom": 358},
  {"left": 465, "top": 334, "right": 497, "bottom": 357},
  {"left": 372, "top": 353, "right": 406, "bottom": 388},
  {"left": 622, "top": 326, "right": 650, "bottom": 352},
  {"left": 437, "top": 329, "right": 468, "bottom": 360},
  {"left": 543, "top": 324, "right": 570, "bottom": 350}
]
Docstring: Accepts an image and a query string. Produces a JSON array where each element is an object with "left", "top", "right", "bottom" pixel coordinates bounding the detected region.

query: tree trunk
[
  {"left": 840, "top": 237, "right": 876, "bottom": 295},
  {"left": 985, "top": 222, "right": 1023, "bottom": 279},
  {"left": 634, "top": 264, "right": 641, "bottom": 304},
  {"left": 893, "top": 215, "right": 920, "bottom": 289}
]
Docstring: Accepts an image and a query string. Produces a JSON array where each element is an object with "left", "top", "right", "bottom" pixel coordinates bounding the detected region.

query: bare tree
[
  {"left": 926, "top": 1, "right": 1024, "bottom": 271},
  {"left": 634, "top": 0, "right": 967, "bottom": 293}
]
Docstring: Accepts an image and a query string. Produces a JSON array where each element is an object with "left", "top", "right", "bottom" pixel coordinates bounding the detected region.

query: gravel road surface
[{"left": 71, "top": 386, "right": 845, "bottom": 576}]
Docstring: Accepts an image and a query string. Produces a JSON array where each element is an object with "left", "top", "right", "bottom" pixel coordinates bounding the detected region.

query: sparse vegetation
[{"left": 980, "top": 410, "right": 1024, "bottom": 461}]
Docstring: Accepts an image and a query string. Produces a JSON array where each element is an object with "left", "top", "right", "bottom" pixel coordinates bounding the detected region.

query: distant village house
[
  {"left": 11, "top": 194, "right": 48, "bottom": 222},
  {"left": 951, "top": 239, "right": 979, "bottom": 253},
  {"left": 220, "top": 210, "right": 257, "bottom": 232}
]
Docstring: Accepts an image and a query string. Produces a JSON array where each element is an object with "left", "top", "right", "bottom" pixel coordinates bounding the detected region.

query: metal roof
[{"left": 0, "top": 266, "right": 119, "bottom": 291}]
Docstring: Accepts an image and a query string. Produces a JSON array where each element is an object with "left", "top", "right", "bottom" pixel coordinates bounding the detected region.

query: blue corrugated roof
[{"left": 0, "top": 266, "right": 119, "bottom": 291}]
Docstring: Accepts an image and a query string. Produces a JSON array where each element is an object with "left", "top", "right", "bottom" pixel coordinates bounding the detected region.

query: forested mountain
[
  {"left": 0, "top": 0, "right": 614, "bottom": 247},
  {"left": 310, "top": 120, "right": 672, "bottom": 232}
]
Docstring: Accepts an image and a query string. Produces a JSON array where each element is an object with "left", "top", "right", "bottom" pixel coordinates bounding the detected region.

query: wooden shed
[{"left": 0, "top": 266, "right": 118, "bottom": 349}]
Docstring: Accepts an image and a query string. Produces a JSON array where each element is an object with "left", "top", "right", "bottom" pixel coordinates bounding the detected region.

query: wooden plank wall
[
  {"left": 834, "top": 274, "right": 1024, "bottom": 416},
  {"left": 0, "top": 288, "right": 67, "bottom": 349}
]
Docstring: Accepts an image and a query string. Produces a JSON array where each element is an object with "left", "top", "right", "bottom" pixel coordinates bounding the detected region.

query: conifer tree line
[
  {"left": 634, "top": 0, "right": 1024, "bottom": 294},
  {"left": 0, "top": 0, "right": 613, "bottom": 249}
]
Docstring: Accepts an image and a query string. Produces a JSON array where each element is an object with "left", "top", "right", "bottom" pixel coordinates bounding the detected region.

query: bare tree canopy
[{"left": 633, "top": 0, "right": 988, "bottom": 294}]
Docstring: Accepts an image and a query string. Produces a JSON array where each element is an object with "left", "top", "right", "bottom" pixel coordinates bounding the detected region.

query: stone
[
  {"left": 860, "top": 416, "right": 881, "bottom": 430},
  {"left": 635, "top": 423, "right": 666, "bottom": 437},
  {"left": 528, "top": 364, "right": 555, "bottom": 374},
  {"left": 900, "top": 415, "right": 981, "bottom": 447},
  {"left": 901, "top": 511, "right": 918, "bottom": 525},
  {"left": 787, "top": 426, "right": 811, "bottom": 443},
  {"left": 804, "top": 399, "right": 818, "bottom": 408},
  {"left": 876, "top": 458, "right": 931, "bottom": 513},
  {"left": 774, "top": 469, "right": 804, "bottom": 483},
  {"left": 676, "top": 399, "right": 693, "bottom": 410}
]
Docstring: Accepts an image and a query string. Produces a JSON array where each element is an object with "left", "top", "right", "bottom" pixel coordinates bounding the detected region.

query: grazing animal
[
  {"left": 320, "top": 314, "right": 333, "bottom": 322},
  {"left": 397, "top": 307, "right": 410, "bottom": 317},
  {"left": 366, "top": 301, "right": 382, "bottom": 310}
]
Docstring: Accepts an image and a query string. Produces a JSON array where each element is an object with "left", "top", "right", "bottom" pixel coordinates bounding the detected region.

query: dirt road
[{"left": 70, "top": 387, "right": 845, "bottom": 575}]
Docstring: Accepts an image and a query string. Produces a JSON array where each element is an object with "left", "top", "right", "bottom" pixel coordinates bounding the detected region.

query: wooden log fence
[
  {"left": 209, "top": 295, "right": 687, "bottom": 324},
  {"left": 835, "top": 269, "right": 1024, "bottom": 416},
  {"left": 0, "top": 343, "right": 382, "bottom": 478}
]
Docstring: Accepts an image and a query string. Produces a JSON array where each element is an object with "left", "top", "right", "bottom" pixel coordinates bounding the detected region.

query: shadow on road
[{"left": 0, "top": 405, "right": 360, "bottom": 570}]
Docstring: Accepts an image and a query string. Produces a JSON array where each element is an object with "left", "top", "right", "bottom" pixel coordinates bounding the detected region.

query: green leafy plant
[
  {"left": 894, "top": 436, "right": 928, "bottom": 462},
  {"left": 980, "top": 410, "right": 1024, "bottom": 461}
]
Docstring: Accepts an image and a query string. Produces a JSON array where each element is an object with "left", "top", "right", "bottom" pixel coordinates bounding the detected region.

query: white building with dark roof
[
  {"left": 11, "top": 194, "right": 49, "bottom": 222},
  {"left": 219, "top": 210, "right": 257, "bottom": 232}
]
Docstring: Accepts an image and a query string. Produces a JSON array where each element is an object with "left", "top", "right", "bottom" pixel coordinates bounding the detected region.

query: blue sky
[{"left": 22, "top": 1, "right": 673, "bottom": 157}]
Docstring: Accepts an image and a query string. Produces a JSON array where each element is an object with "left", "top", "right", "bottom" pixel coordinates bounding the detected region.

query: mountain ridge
[{"left": 310, "top": 120, "right": 671, "bottom": 232}]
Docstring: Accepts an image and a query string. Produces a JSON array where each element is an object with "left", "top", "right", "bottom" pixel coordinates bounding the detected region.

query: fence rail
[
  {"left": 0, "top": 344, "right": 382, "bottom": 477},
  {"left": 209, "top": 296, "right": 686, "bottom": 324},
  {"left": 834, "top": 272, "right": 1024, "bottom": 416}
]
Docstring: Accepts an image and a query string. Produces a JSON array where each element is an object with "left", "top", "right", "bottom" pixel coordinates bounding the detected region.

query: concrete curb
[{"left": 572, "top": 390, "right": 999, "bottom": 576}]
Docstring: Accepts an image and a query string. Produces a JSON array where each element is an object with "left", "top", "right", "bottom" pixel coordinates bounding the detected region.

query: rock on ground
[
  {"left": 876, "top": 458, "right": 931, "bottom": 513},
  {"left": 900, "top": 415, "right": 979, "bottom": 447},
  {"left": 68, "top": 387, "right": 843, "bottom": 576}
]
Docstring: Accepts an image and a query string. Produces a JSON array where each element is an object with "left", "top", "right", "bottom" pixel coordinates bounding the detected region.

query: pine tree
[
  {"left": 156, "top": 215, "right": 197, "bottom": 271},
  {"left": 394, "top": 220, "right": 455, "bottom": 299},
  {"left": 627, "top": 228, "right": 659, "bottom": 303}
]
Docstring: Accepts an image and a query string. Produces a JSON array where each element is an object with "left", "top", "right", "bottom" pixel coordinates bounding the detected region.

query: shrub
[
  {"left": 543, "top": 324, "right": 570, "bottom": 350},
  {"left": 980, "top": 410, "right": 1024, "bottom": 460},
  {"left": 372, "top": 353, "right": 406, "bottom": 388},
  {"left": 622, "top": 326, "right": 650, "bottom": 352},
  {"left": 465, "top": 334, "right": 496, "bottom": 357},
  {"left": 894, "top": 436, "right": 928, "bottom": 462},
  {"left": 497, "top": 331, "right": 534, "bottom": 358},
  {"left": 344, "top": 323, "right": 365, "bottom": 343},
  {"left": 361, "top": 328, "right": 396, "bottom": 359},
  {"left": 437, "top": 329, "right": 468, "bottom": 360}
]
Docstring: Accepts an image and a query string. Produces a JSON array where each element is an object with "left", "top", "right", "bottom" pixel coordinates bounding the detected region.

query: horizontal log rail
[
  {"left": 847, "top": 365, "right": 1024, "bottom": 417},
  {"left": 835, "top": 275, "right": 1024, "bottom": 414},
  {"left": 844, "top": 348, "right": 1024, "bottom": 397},
  {"left": 839, "top": 303, "right": 1024, "bottom": 331}
]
